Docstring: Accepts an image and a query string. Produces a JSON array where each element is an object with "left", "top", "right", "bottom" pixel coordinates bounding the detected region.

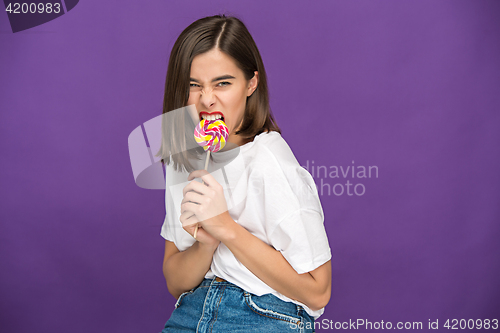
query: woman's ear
[{"left": 247, "top": 71, "right": 259, "bottom": 97}]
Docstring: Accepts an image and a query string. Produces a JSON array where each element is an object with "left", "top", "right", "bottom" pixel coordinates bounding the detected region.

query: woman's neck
[{"left": 227, "top": 134, "right": 254, "bottom": 147}]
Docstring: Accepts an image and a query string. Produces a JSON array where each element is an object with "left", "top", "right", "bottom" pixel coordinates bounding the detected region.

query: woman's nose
[{"left": 200, "top": 89, "right": 216, "bottom": 108}]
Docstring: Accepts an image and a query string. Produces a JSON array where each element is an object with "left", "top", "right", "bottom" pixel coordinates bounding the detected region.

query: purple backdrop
[{"left": 1, "top": 0, "right": 499, "bottom": 332}]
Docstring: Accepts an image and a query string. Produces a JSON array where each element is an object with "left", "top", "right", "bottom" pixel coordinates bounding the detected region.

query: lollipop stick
[
  {"left": 204, "top": 150, "right": 211, "bottom": 170},
  {"left": 193, "top": 224, "right": 199, "bottom": 239},
  {"left": 194, "top": 150, "right": 211, "bottom": 240}
]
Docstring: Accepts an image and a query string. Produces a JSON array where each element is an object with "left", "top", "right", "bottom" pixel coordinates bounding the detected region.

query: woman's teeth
[{"left": 202, "top": 114, "right": 223, "bottom": 121}]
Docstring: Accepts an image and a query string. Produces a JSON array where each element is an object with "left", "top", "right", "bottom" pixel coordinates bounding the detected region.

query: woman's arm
[
  {"left": 162, "top": 231, "right": 218, "bottom": 299},
  {"left": 162, "top": 180, "right": 227, "bottom": 298},
  {"left": 214, "top": 213, "right": 331, "bottom": 311},
  {"left": 181, "top": 170, "right": 332, "bottom": 310}
]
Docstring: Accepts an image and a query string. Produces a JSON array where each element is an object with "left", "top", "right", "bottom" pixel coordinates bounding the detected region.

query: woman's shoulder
[
  {"left": 252, "top": 130, "right": 283, "bottom": 144},
  {"left": 247, "top": 131, "right": 314, "bottom": 186},
  {"left": 247, "top": 131, "right": 322, "bottom": 213},
  {"left": 250, "top": 131, "right": 298, "bottom": 168}
]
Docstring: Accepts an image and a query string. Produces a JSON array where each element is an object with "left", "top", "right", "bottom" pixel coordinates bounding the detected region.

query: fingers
[
  {"left": 181, "top": 191, "right": 205, "bottom": 206},
  {"left": 181, "top": 169, "right": 227, "bottom": 224},
  {"left": 182, "top": 178, "right": 212, "bottom": 197},
  {"left": 187, "top": 169, "right": 209, "bottom": 181},
  {"left": 180, "top": 211, "right": 198, "bottom": 227},
  {"left": 187, "top": 170, "right": 220, "bottom": 188},
  {"left": 181, "top": 201, "right": 200, "bottom": 215}
]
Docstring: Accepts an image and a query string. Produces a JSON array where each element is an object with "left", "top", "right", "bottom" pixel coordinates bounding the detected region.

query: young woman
[{"left": 158, "top": 15, "right": 331, "bottom": 333}]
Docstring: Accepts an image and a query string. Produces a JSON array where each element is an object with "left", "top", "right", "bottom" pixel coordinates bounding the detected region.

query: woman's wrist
[
  {"left": 196, "top": 238, "right": 220, "bottom": 253},
  {"left": 216, "top": 213, "right": 242, "bottom": 244},
  {"left": 198, "top": 211, "right": 238, "bottom": 243}
]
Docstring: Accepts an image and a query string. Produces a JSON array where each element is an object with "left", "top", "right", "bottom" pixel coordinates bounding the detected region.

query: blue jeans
[{"left": 161, "top": 277, "right": 315, "bottom": 333}]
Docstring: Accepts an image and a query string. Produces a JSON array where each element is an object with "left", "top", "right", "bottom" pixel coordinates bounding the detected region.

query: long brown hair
[{"left": 157, "top": 15, "right": 280, "bottom": 172}]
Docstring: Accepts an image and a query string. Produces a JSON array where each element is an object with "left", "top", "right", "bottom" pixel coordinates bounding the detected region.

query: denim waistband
[
  {"left": 198, "top": 277, "right": 306, "bottom": 315},
  {"left": 164, "top": 276, "right": 314, "bottom": 332},
  {"left": 199, "top": 277, "right": 238, "bottom": 288}
]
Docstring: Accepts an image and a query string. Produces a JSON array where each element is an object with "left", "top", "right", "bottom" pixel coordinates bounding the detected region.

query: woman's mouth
[{"left": 199, "top": 111, "right": 225, "bottom": 122}]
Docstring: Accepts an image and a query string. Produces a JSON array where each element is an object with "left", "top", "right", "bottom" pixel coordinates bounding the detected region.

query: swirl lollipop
[
  {"left": 192, "top": 117, "right": 229, "bottom": 238},
  {"left": 194, "top": 119, "right": 229, "bottom": 153}
]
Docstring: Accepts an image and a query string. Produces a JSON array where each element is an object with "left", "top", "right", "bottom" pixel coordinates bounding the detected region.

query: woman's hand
[
  {"left": 181, "top": 221, "right": 219, "bottom": 248},
  {"left": 180, "top": 169, "right": 231, "bottom": 244}
]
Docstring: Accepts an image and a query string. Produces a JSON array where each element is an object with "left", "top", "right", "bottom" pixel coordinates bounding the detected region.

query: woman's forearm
[
  {"left": 208, "top": 213, "right": 331, "bottom": 311},
  {"left": 163, "top": 241, "right": 217, "bottom": 299}
]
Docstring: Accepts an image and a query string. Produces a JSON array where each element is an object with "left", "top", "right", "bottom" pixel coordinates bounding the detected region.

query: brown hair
[{"left": 157, "top": 14, "right": 280, "bottom": 172}]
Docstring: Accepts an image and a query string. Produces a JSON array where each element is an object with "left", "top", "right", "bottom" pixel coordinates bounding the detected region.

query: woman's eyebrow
[
  {"left": 190, "top": 75, "right": 236, "bottom": 83},
  {"left": 211, "top": 75, "right": 236, "bottom": 82}
]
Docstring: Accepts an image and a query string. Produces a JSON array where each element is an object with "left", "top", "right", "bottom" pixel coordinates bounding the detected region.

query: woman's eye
[
  {"left": 190, "top": 83, "right": 200, "bottom": 88},
  {"left": 217, "top": 81, "right": 231, "bottom": 87}
]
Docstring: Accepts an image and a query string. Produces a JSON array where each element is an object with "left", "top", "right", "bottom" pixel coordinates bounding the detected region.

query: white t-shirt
[{"left": 160, "top": 131, "right": 331, "bottom": 319}]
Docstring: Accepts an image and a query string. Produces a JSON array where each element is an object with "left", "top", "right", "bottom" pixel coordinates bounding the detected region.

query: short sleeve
[
  {"left": 269, "top": 208, "right": 331, "bottom": 274},
  {"left": 252, "top": 148, "right": 331, "bottom": 274},
  {"left": 160, "top": 214, "right": 174, "bottom": 242},
  {"left": 159, "top": 165, "right": 196, "bottom": 251},
  {"left": 160, "top": 165, "right": 175, "bottom": 242}
]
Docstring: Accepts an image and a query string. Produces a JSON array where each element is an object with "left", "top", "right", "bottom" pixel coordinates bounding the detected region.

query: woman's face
[{"left": 188, "top": 48, "right": 258, "bottom": 146}]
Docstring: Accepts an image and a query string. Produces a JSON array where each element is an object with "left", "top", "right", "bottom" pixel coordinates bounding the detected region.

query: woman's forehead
[{"left": 190, "top": 49, "right": 243, "bottom": 81}]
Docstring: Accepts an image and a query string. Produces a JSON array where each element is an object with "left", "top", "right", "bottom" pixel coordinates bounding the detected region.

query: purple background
[{"left": 1, "top": 0, "right": 499, "bottom": 332}]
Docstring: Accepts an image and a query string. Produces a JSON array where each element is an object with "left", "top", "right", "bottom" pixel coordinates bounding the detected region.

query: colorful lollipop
[
  {"left": 192, "top": 117, "right": 229, "bottom": 239},
  {"left": 194, "top": 119, "right": 228, "bottom": 153}
]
